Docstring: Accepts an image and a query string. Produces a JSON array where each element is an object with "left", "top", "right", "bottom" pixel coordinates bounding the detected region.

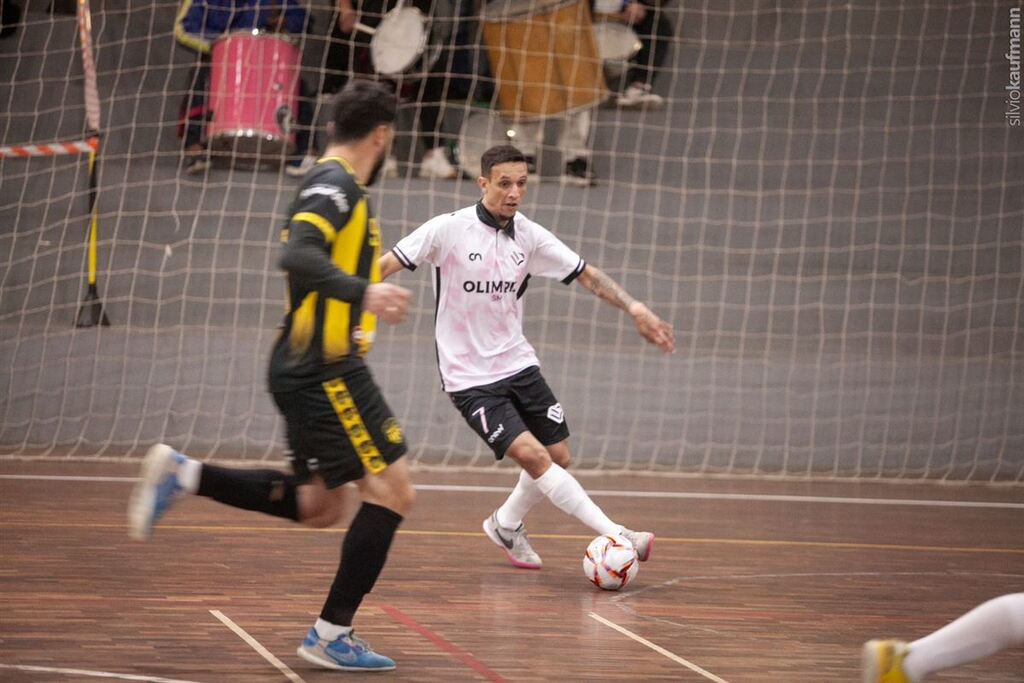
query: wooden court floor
[{"left": 1, "top": 460, "right": 1022, "bottom": 682}]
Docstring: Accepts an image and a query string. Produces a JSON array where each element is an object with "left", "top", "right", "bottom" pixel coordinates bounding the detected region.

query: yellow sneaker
[{"left": 862, "top": 639, "right": 911, "bottom": 683}]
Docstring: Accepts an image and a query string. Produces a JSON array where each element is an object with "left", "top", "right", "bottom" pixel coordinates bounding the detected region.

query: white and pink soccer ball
[{"left": 582, "top": 534, "right": 639, "bottom": 590}]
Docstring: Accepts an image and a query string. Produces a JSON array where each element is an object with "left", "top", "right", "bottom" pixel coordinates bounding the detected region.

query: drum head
[
  {"left": 371, "top": 7, "right": 428, "bottom": 76},
  {"left": 215, "top": 29, "right": 298, "bottom": 47},
  {"left": 457, "top": 108, "right": 540, "bottom": 178}
]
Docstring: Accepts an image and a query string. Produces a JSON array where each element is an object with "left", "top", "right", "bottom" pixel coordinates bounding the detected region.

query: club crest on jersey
[
  {"left": 383, "top": 418, "right": 404, "bottom": 444},
  {"left": 547, "top": 403, "right": 564, "bottom": 424},
  {"left": 510, "top": 251, "right": 525, "bottom": 266}
]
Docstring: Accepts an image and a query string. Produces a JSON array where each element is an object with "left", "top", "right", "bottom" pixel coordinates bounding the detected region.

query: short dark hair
[
  {"left": 480, "top": 144, "right": 527, "bottom": 178},
  {"left": 329, "top": 80, "right": 397, "bottom": 144}
]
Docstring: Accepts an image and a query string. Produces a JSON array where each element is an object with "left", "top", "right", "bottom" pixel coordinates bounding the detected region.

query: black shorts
[
  {"left": 272, "top": 364, "right": 407, "bottom": 488},
  {"left": 449, "top": 365, "right": 569, "bottom": 458}
]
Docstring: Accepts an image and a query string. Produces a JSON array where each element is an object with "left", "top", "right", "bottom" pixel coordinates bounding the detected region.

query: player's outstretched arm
[
  {"left": 280, "top": 228, "right": 410, "bottom": 325},
  {"left": 378, "top": 251, "right": 403, "bottom": 280},
  {"left": 576, "top": 264, "right": 675, "bottom": 354},
  {"left": 363, "top": 283, "right": 411, "bottom": 325}
]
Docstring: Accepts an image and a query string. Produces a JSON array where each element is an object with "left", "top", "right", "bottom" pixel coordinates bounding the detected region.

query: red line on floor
[{"left": 380, "top": 604, "right": 507, "bottom": 682}]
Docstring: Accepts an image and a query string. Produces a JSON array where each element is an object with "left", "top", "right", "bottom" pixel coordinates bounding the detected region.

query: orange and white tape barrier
[{"left": 0, "top": 137, "right": 100, "bottom": 158}]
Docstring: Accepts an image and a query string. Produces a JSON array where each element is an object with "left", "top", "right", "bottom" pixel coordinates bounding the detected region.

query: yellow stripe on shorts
[{"left": 322, "top": 378, "right": 387, "bottom": 474}]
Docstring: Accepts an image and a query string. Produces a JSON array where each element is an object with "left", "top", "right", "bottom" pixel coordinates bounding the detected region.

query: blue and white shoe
[
  {"left": 127, "top": 443, "right": 188, "bottom": 540},
  {"left": 296, "top": 627, "right": 396, "bottom": 671}
]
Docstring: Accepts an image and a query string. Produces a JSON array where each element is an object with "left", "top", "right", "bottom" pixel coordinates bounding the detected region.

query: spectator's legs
[
  {"left": 182, "top": 64, "right": 210, "bottom": 151},
  {"left": 291, "top": 78, "right": 317, "bottom": 162},
  {"left": 415, "top": 72, "right": 458, "bottom": 178},
  {"left": 627, "top": 6, "right": 673, "bottom": 89},
  {"left": 557, "top": 108, "right": 591, "bottom": 162},
  {"left": 415, "top": 73, "right": 447, "bottom": 153},
  {"left": 180, "top": 64, "right": 211, "bottom": 174},
  {"left": 558, "top": 109, "right": 596, "bottom": 185}
]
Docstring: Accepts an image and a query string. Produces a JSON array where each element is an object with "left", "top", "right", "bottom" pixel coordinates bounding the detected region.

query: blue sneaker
[
  {"left": 296, "top": 627, "right": 396, "bottom": 671},
  {"left": 127, "top": 443, "right": 188, "bottom": 540}
]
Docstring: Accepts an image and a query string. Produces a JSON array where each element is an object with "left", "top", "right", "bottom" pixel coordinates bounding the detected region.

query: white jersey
[{"left": 392, "top": 203, "right": 586, "bottom": 392}]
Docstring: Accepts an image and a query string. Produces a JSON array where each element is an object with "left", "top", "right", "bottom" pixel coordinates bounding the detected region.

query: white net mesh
[{"left": 1, "top": 0, "right": 1021, "bottom": 481}]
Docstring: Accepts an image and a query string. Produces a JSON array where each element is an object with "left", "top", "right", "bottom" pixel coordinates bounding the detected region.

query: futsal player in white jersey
[{"left": 378, "top": 144, "right": 674, "bottom": 569}]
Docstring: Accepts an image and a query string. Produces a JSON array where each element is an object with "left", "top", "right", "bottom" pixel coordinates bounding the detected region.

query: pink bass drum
[{"left": 208, "top": 31, "right": 299, "bottom": 159}]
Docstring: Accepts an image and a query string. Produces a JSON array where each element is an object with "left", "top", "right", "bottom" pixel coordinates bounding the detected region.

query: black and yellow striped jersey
[{"left": 268, "top": 157, "right": 382, "bottom": 392}]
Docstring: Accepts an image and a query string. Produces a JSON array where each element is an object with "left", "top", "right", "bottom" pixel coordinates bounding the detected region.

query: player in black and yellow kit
[{"left": 128, "top": 81, "right": 415, "bottom": 672}]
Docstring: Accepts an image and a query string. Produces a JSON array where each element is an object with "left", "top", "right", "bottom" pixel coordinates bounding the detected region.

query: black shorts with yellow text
[{"left": 272, "top": 364, "right": 407, "bottom": 488}]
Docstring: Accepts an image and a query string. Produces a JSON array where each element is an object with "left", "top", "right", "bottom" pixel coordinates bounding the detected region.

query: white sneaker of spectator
[
  {"left": 617, "top": 82, "right": 664, "bottom": 109},
  {"left": 383, "top": 155, "right": 399, "bottom": 179},
  {"left": 418, "top": 147, "right": 458, "bottom": 179}
]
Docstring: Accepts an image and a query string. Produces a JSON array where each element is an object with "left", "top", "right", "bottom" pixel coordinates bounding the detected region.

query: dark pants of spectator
[
  {"left": 1, "top": 1, "right": 22, "bottom": 38},
  {"left": 628, "top": 5, "right": 673, "bottom": 87},
  {"left": 180, "top": 63, "right": 212, "bottom": 150},
  {"left": 322, "top": 0, "right": 484, "bottom": 153}
]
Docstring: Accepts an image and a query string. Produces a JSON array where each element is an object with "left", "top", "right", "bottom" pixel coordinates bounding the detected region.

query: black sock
[
  {"left": 196, "top": 465, "right": 300, "bottom": 522},
  {"left": 319, "top": 502, "right": 403, "bottom": 626}
]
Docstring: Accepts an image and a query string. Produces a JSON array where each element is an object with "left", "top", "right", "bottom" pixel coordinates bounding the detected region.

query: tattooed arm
[
  {"left": 576, "top": 263, "right": 635, "bottom": 311},
  {"left": 576, "top": 264, "right": 675, "bottom": 354}
]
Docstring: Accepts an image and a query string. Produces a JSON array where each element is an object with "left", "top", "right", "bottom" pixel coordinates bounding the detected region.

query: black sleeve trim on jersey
[
  {"left": 392, "top": 246, "right": 416, "bottom": 271},
  {"left": 561, "top": 258, "right": 586, "bottom": 285}
]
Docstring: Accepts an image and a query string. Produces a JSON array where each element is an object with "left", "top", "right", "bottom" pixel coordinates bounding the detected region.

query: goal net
[{"left": 1, "top": 0, "right": 1021, "bottom": 481}]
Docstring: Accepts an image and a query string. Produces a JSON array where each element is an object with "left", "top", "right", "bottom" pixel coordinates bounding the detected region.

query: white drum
[
  {"left": 354, "top": 1, "right": 450, "bottom": 78},
  {"left": 371, "top": 7, "right": 428, "bottom": 75}
]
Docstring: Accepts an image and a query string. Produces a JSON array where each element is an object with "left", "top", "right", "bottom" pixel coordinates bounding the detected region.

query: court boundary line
[
  {"left": 588, "top": 613, "right": 730, "bottom": 682},
  {"left": 379, "top": 604, "right": 508, "bottom": 682},
  {"left": 4, "top": 520, "right": 1022, "bottom": 555},
  {"left": 0, "top": 662, "right": 206, "bottom": 683},
  {"left": 2, "top": 474, "right": 1021, "bottom": 510},
  {"left": 209, "top": 610, "right": 306, "bottom": 683}
]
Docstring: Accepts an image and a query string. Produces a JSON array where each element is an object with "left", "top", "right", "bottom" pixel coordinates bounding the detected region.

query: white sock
[
  {"left": 903, "top": 593, "right": 1024, "bottom": 681},
  {"left": 533, "top": 463, "right": 618, "bottom": 535},
  {"left": 314, "top": 618, "right": 353, "bottom": 641},
  {"left": 176, "top": 457, "right": 201, "bottom": 494},
  {"left": 495, "top": 469, "right": 546, "bottom": 529}
]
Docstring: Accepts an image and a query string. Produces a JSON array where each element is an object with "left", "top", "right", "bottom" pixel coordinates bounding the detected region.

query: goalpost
[{"left": 0, "top": 1, "right": 1021, "bottom": 482}]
